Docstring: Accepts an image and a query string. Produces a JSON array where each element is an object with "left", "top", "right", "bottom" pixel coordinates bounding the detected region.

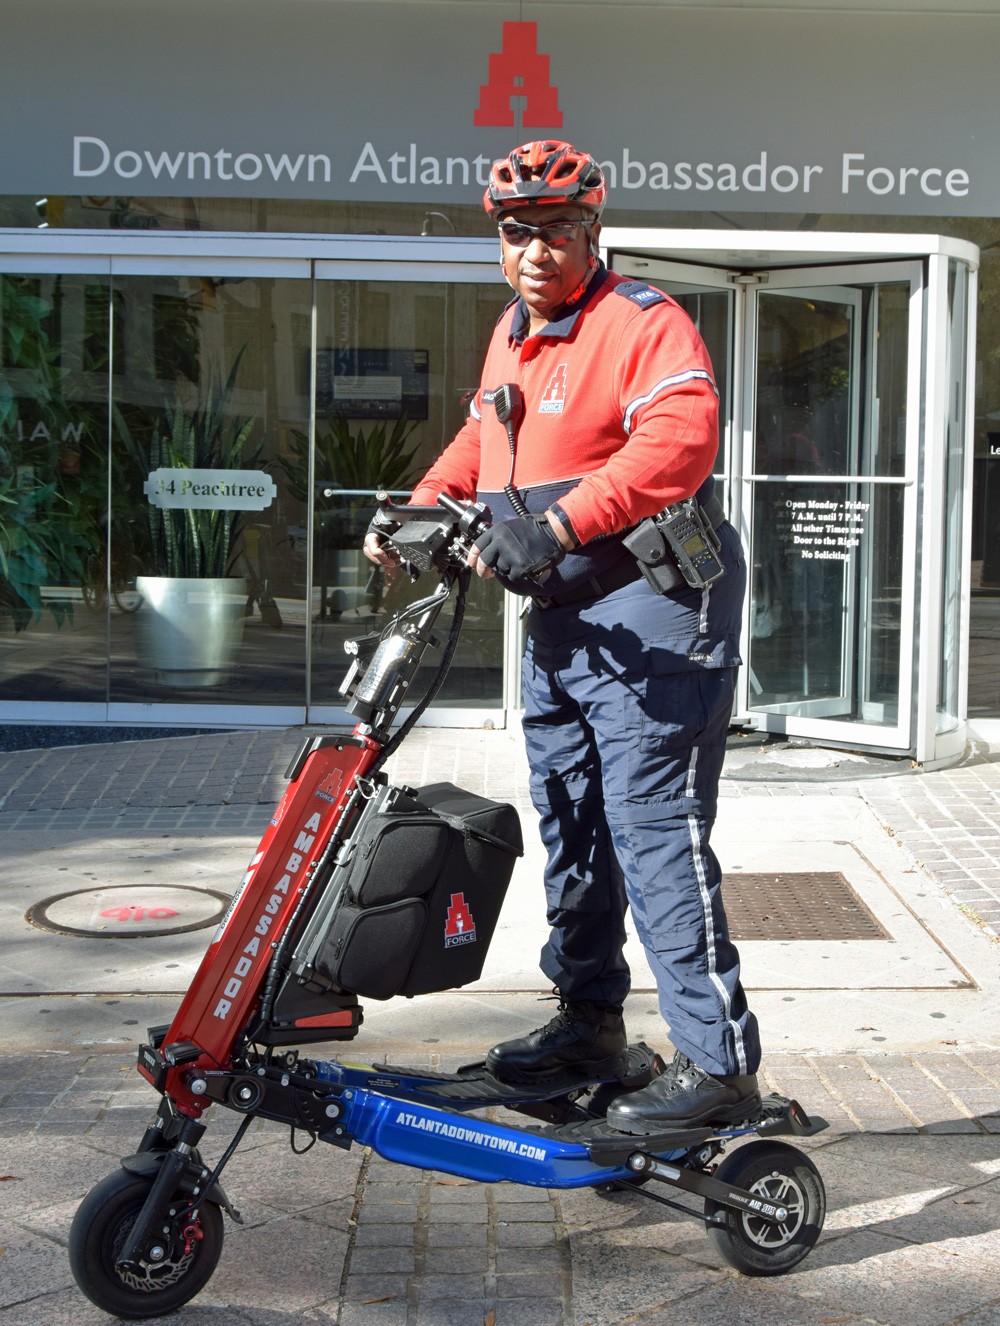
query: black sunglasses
[{"left": 497, "top": 218, "right": 595, "bottom": 249}]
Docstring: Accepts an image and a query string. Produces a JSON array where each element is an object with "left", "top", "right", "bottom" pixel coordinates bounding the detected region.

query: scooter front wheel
[
  {"left": 704, "top": 1140, "right": 825, "bottom": 1275},
  {"left": 69, "top": 1166, "right": 224, "bottom": 1318}
]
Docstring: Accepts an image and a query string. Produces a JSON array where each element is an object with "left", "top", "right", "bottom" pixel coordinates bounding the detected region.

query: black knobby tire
[
  {"left": 704, "top": 1140, "right": 825, "bottom": 1275},
  {"left": 69, "top": 1166, "right": 224, "bottom": 1319}
]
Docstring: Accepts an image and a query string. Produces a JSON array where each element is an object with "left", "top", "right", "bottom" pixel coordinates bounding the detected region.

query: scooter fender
[
  {"left": 121, "top": 1150, "right": 242, "bottom": 1224},
  {"left": 339, "top": 1088, "right": 682, "bottom": 1190}
]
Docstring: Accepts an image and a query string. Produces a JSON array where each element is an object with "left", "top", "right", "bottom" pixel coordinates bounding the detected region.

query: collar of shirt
[{"left": 508, "top": 263, "right": 610, "bottom": 345}]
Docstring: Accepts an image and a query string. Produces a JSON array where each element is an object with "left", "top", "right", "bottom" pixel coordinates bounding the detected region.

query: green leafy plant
[
  {"left": 0, "top": 274, "right": 100, "bottom": 629},
  {"left": 115, "top": 350, "right": 261, "bottom": 578},
  {"left": 0, "top": 469, "right": 91, "bottom": 631},
  {"left": 278, "top": 413, "right": 420, "bottom": 546}
]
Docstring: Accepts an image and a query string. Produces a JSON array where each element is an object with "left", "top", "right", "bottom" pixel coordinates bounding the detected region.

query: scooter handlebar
[
  {"left": 436, "top": 492, "right": 492, "bottom": 545},
  {"left": 370, "top": 492, "right": 491, "bottom": 577}
]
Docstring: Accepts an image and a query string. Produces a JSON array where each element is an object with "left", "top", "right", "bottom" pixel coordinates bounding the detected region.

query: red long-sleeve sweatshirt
[{"left": 411, "top": 266, "right": 720, "bottom": 551}]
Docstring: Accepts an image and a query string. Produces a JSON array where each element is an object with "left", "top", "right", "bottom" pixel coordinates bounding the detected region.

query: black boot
[
  {"left": 606, "top": 1050, "right": 760, "bottom": 1134},
  {"left": 485, "top": 999, "right": 628, "bottom": 1084}
]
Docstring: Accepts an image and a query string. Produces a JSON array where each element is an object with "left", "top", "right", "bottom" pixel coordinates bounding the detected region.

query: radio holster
[{"left": 622, "top": 494, "right": 727, "bottom": 593}]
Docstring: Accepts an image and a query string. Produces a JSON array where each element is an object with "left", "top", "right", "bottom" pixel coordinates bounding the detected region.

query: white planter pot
[{"left": 134, "top": 576, "right": 246, "bottom": 688}]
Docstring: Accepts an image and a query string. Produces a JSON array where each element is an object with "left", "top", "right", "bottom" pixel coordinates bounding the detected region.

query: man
[{"left": 365, "top": 139, "right": 760, "bottom": 1132}]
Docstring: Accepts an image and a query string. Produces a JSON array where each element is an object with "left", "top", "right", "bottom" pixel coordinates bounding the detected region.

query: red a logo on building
[
  {"left": 444, "top": 892, "right": 477, "bottom": 946},
  {"left": 539, "top": 364, "right": 568, "bottom": 415},
  {"left": 474, "top": 22, "right": 562, "bottom": 128}
]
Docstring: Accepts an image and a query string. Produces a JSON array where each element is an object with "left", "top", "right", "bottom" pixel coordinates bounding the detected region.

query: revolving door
[{"left": 605, "top": 231, "right": 979, "bottom": 767}]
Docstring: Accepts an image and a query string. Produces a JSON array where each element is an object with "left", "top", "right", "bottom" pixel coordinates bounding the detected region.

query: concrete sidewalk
[{"left": 2, "top": 723, "right": 1000, "bottom": 1325}]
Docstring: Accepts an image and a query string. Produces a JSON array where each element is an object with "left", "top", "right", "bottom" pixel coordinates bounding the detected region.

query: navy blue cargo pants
[{"left": 520, "top": 526, "right": 760, "bottom": 1078}]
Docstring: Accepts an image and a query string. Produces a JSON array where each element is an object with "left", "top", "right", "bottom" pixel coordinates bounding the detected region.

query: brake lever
[{"left": 438, "top": 496, "right": 559, "bottom": 586}]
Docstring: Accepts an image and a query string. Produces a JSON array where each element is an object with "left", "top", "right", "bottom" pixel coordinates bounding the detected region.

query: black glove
[{"left": 473, "top": 514, "right": 565, "bottom": 583}]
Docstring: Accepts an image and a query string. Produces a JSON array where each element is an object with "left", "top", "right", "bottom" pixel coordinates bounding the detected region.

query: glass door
[
  {"left": 611, "top": 252, "right": 923, "bottom": 753},
  {"left": 748, "top": 282, "right": 866, "bottom": 721},
  {"left": 744, "top": 263, "right": 921, "bottom": 750}
]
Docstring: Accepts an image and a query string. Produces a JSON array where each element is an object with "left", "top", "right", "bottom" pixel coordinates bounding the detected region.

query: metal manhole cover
[
  {"left": 725, "top": 871, "right": 889, "bottom": 941},
  {"left": 27, "top": 885, "right": 231, "bottom": 939}
]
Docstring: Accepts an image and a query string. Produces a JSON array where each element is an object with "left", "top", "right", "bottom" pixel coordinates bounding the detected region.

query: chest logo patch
[{"left": 539, "top": 364, "right": 568, "bottom": 414}]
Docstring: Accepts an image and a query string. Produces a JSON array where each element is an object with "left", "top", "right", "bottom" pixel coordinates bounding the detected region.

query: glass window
[
  {"left": 0, "top": 272, "right": 111, "bottom": 703},
  {"left": 754, "top": 291, "right": 857, "bottom": 478},
  {"left": 309, "top": 276, "right": 505, "bottom": 713},
  {"left": 108, "top": 272, "right": 311, "bottom": 707}
]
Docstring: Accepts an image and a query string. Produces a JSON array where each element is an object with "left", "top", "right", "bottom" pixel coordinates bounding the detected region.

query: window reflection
[
  {"left": 0, "top": 272, "right": 111, "bottom": 702},
  {"left": 108, "top": 273, "right": 311, "bottom": 706},
  {"left": 0, "top": 266, "right": 507, "bottom": 715},
  {"left": 308, "top": 278, "right": 505, "bottom": 712}
]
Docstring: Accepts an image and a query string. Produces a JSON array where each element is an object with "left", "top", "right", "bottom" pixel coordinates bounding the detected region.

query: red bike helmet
[{"left": 483, "top": 140, "right": 607, "bottom": 220}]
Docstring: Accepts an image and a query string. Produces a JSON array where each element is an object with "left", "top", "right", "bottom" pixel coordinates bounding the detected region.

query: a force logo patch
[
  {"left": 315, "top": 768, "right": 344, "bottom": 805},
  {"left": 539, "top": 363, "right": 568, "bottom": 414},
  {"left": 444, "top": 892, "right": 477, "bottom": 947}
]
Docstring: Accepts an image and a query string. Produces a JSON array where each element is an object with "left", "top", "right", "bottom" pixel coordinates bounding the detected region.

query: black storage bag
[
  {"left": 311, "top": 781, "right": 522, "bottom": 1000},
  {"left": 343, "top": 803, "right": 450, "bottom": 908},
  {"left": 318, "top": 897, "right": 427, "bottom": 1001},
  {"left": 399, "top": 783, "right": 522, "bottom": 996}
]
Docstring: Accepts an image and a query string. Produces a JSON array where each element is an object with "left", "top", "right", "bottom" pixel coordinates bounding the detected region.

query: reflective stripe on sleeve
[{"left": 622, "top": 369, "right": 718, "bottom": 435}]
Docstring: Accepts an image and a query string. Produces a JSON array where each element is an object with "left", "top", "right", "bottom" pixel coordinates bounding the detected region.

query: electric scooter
[{"left": 69, "top": 495, "right": 828, "bottom": 1319}]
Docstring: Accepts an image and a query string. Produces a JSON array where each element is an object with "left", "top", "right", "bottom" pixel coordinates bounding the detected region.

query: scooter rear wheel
[
  {"left": 69, "top": 1166, "right": 224, "bottom": 1318},
  {"left": 704, "top": 1140, "right": 825, "bottom": 1275}
]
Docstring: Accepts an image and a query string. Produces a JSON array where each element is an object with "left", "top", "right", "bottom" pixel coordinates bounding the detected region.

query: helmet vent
[{"left": 483, "top": 140, "right": 608, "bottom": 220}]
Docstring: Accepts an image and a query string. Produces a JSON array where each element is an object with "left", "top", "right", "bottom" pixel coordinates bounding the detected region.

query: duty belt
[{"left": 531, "top": 495, "right": 727, "bottom": 611}]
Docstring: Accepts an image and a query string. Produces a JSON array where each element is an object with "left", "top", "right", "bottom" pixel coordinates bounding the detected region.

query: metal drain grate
[{"left": 725, "top": 871, "right": 889, "bottom": 941}]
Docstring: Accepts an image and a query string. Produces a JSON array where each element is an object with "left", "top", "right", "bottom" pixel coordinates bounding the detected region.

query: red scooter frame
[{"left": 139, "top": 733, "right": 376, "bottom": 1111}]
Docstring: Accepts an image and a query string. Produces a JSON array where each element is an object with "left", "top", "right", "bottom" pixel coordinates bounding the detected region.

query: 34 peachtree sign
[
  {"left": 2, "top": 2, "right": 997, "bottom": 217},
  {"left": 144, "top": 470, "right": 277, "bottom": 512}
]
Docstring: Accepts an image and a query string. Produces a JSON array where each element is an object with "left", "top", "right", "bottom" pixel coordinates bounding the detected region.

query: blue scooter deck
[
  {"left": 559, "top": 1093, "right": 828, "bottom": 1164},
  {"left": 322, "top": 1040, "right": 658, "bottom": 1113}
]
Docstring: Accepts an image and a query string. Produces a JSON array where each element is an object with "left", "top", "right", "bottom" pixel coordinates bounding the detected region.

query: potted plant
[{"left": 116, "top": 350, "right": 267, "bottom": 686}]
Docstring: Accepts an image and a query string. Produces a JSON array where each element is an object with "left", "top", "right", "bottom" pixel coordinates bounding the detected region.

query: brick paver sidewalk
[{"left": 3, "top": 1045, "right": 1000, "bottom": 1324}]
